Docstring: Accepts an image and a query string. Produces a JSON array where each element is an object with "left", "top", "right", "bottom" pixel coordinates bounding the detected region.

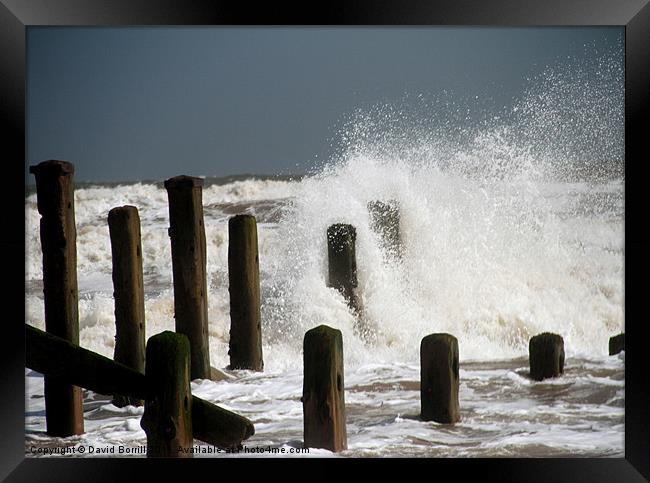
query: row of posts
[
  {"left": 29, "top": 159, "right": 625, "bottom": 454},
  {"left": 303, "top": 326, "right": 625, "bottom": 452},
  {"left": 30, "top": 161, "right": 264, "bottom": 440}
]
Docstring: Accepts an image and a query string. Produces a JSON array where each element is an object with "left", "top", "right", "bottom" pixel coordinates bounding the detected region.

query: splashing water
[{"left": 25, "top": 42, "right": 624, "bottom": 457}]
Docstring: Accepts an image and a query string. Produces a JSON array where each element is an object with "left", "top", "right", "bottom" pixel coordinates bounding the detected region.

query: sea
[{"left": 24, "top": 44, "right": 625, "bottom": 457}]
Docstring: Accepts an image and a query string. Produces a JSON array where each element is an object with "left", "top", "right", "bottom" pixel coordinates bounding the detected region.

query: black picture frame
[{"left": 3, "top": 1, "right": 649, "bottom": 481}]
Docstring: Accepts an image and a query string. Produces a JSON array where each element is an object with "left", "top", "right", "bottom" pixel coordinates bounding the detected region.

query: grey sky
[{"left": 27, "top": 27, "right": 622, "bottom": 183}]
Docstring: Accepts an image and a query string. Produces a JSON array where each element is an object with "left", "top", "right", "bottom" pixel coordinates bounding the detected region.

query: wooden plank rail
[{"left": 25, "top": 324, "right": 254, "bottom": 449}]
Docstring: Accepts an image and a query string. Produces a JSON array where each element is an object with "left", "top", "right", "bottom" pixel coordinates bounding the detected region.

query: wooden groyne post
[
  {"left": 228, "top": 214, "right": 264, "bottom": 371},
  {"left": 26, "top": 324, "right": 255, "bottom": 450},
  {"left": 302, "top": 325, "right": 347, "bottom": 452},
  {"left": 420, "top": 333, "right": 460, "bottom": 424},
  {"left": 29, "top": 160, "right": 84, "bottom": 437},
  {"left": 108, "top": 206, "right": 146, "bottom": 406},
  {"left": 164, "top": 175, "right": 211, "bottom": 380},
  {"left": 368, "top": 200, "right": 402, "bottom": 260},
  {"left": 609, "top": 333, "right": 625, "bottom": 355},
  {"left": 529, "top": 332, "right": 565, "bottom": 381},
  {"left": 327, "top": 224, "right": 360, "bottom": 315},
  {"left": 141, "top": 331, "right": 193, "bottom": 457}
]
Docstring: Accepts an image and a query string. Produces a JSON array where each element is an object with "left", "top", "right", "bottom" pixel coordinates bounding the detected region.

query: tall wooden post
[
  {"left": 420, "top": 333, "right": 460, "bottom": 424},
  {"left": 29, "top": 160, "right": 84, "bottom": 436},
  {"left": 529, "top": 332, "right": 565, "bottom": 381},
  {"left": 327, "top": 224, "right": 360, "bottom": 315},
  {"left": 164, "top": 176, "right": 211, "bottom": 380},
  {"left": 141, "top": 331, "right": 193, "bottom": 457},
  {"left": 108, "top": 206, "right": 146, "bottom": 406},
  {"left": 368, "top": 200, "right": 402, "bottom": 260},
  {"left": 228, "top": 214, "right": 263, "bottom": 371},
  {"left": 302, "top": 325, "right": 347, "bottom": 452}
]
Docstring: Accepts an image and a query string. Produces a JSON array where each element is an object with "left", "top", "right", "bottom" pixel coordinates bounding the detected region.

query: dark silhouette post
[
  {"left": 420, "top": 333, "right": 460, "bottom": 424},
  {"left": 609, "top": 333, "right": 625, "bottom": 355},
  {"left": 529, "top": 332, "right": 565, "bottom": 381},
  {"left": 327, "top": 224, "right": 360, "bottom": 315},
  {"left": 228, "top": 214, "right": 263, "bottom": 371}
]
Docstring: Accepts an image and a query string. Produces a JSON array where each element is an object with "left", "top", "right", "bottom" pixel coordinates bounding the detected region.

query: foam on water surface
[{"left": 25, "top": 354, "right": 624, "bottom": 457}]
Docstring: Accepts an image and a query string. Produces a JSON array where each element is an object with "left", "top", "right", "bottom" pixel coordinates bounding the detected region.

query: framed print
[{"left": 3, "top": 0, "right": 649, "bottom": 481}]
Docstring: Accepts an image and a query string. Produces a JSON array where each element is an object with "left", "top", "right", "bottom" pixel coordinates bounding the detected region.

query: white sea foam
[
  {"left": 25, "top": 149, "right": 623, "bottom": 366},
  {"left": 24, "top": 43, "right": 624, "bottom": 456}
]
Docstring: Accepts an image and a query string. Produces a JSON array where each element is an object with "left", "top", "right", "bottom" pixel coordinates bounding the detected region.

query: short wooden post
[
  {"left": 368, "top": 200, "right": 402, "bottom": 260},
  {"left": 29, "top": 160, "right": 84, "bottom": 437},
  {"left": 529, "top": 332, "right": 565, "bottom": 381},
  {"left": 108, "top": 206, "right": 146, "bottom": 407},
  {"left": 228, "top": 214, "right": 264, "bottom": 371},
  {"left": 141, "top": 331, "right": 193, "bottom": 458},
  {"left": 420, "top": 333, "right": 460, "bottom": 424},
  {"left": 164, "top": 176, "right": 211, "bottom": 380},
  {"left": 302, "top": 325, "right": 347, "bottom": 452},
  {"left": 327, "top": 224, "right": 360, "bottom": 315},
  {"left": 609, "top": 333, "right": 625, "bottom": 355}
]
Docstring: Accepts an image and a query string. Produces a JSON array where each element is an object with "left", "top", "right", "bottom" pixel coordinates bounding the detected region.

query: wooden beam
[{"left": 25, "top": 324, "right": 254, "bottom": 449}]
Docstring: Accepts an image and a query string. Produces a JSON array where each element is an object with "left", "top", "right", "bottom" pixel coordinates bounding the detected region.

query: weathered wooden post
[
  {"left": 609, "top": 333, "right": 625, "bottom": 355},
  {"left": 164, "top": 176, "right": 211, "bottom": 381},
  {"left": 29, "top": 160, "right": 84, "bottom": 437},
  {"left": 228, "top": 214, "right": 263, "bottom": 371},
  {"left": 27, "top": 324, "right": 255, "bottom": 450},
  {"left": 529, "top": 332, "right": 565, "bottom": 381},
  {"left": 108, "top": 206, "right": 146, "bottom": 407},
  {"left": 327, "top": 224, "right": 360, "bottom": 315},
  {"left": 302, "top": 325, "right": 347, "bottom": 452},
  {"left": 141, "top": 331, "right": 193, "bottom": 458},
  {"left": 368, "top": 200, "right": 402, "bottom": 260},
  {"left": 420, "top": 333, "right": 460, "bottom": 424}
]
